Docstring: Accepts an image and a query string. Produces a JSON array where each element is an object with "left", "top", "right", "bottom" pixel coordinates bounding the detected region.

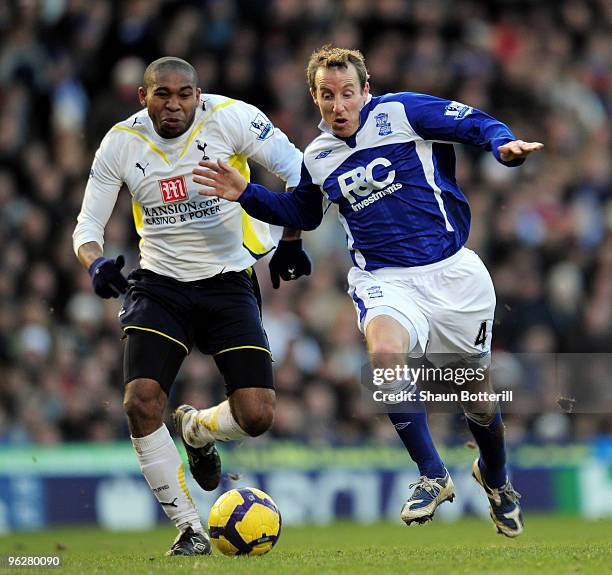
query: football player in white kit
[
  {"left": 192, "top": 46, "right": 544, "bottom": 538},
  {"left": 73, "top": 57, "right": 308, "bottom": 556}
]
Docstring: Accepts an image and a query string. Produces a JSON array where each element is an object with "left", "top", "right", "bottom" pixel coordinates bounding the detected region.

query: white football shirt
[{"left": 73, "top": 94, "right": 302, "bottom": 281}]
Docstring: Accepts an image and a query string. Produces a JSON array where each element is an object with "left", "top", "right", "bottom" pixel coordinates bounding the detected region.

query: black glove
[
  {"left": 89, "top": 255, "right": 129, "bottom": 298},
  {"left": 268, "top": 239, "right": 312, "bottom": 289}
]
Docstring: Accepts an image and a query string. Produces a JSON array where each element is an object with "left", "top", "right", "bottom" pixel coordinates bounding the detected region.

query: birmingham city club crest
[{"left": 375, "top": 113, "right": 392, "bottom": 136}]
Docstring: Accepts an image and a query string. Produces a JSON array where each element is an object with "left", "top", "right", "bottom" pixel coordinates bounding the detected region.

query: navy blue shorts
[{"left": 119, "top": 268, "right": 272, "bottom": 393}]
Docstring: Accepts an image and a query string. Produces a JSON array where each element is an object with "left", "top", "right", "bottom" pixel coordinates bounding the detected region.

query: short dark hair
[
  {"left": 306, "top": 45, "right": 369, "bottom": 92},
  {"left": 143, "top": 57, "right": 198, "bottom": 90}
]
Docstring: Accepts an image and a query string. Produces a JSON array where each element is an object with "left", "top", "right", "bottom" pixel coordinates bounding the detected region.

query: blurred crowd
[{"left": 0, "top": 0, "right": 610, "bottom": 447}]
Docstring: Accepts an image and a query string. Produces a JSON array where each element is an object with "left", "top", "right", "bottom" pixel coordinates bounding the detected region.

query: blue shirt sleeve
[
  {"left": 238, "top": 162, "right": 324, "bottom": 231},
  {"left": 401, "top": 93, "right": 524, "bottom": 167}
]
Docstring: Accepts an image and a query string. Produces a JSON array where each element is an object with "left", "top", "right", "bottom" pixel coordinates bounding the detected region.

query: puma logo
[
  {"left": 160, "top": 497, "right": 178, "bottom": 508},
  {"left": 135, "top": 161, "right": 149, "bottom": 176}
]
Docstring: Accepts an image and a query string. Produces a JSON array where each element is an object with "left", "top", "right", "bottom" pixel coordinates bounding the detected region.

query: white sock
[
  {"left": 131, "top": 424, "right": 202, "bottom": 532},
  {"left": 183, "top": 400, "right": 249, "bottom": 447}
]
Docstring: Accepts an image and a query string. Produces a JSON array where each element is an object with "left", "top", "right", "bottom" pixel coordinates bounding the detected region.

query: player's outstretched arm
[
  {"left": 193, "top": 160, "right": 247, "bottom": 201},
  {"left": 497, "top": 140, "right": 544, "bottom": 162},
  {"left": 193, "top": 160, "right": 324, "bottom": 231}
]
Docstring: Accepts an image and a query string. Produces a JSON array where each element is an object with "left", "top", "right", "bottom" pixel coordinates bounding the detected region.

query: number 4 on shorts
[{"left": 474, "top": 321, "right": 487, "bottom": 348}]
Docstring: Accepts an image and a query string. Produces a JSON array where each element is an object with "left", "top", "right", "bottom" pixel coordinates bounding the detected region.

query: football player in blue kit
[{"left": 192, "top": 46, "right": 543, "bottom": 537}]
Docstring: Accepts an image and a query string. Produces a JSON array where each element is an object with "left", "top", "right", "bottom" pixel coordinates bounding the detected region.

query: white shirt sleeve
[
  {"left": 72, "top": 130, "right": 123, "bottom": 256},
  {"left": 222, "top": 101, "right": 303, "bottom": 188}
]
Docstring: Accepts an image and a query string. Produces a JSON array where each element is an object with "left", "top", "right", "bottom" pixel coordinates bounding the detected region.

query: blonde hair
[{"left": 306, "top": 45, "right": 369, "bottom": 92}]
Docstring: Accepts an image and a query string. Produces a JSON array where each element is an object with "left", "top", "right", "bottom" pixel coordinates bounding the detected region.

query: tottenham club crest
[
  {"left": 195, "top": 139, "right": 209, "bottom": 160},
  {"left": 375, "top": 113, "right": 392, "bottom": 136}
]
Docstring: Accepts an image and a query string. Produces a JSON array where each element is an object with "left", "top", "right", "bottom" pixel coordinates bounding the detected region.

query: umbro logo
[
  {"left": 394, "top": 422, "right": 412, "bottom": 430},
  {"left": 315, "top": 149, "right": 332, "bottom": 160}
]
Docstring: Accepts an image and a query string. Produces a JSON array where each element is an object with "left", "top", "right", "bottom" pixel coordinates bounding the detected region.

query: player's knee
[
  {"left": 464, "top": 403, "right": 497, "bottom": 426},
  {"left": 369, "top": 338, "right": 405, "bottom": 373},
  {"left": 241, "top": 415, "right": 273, "bottom": 437},
  {"left": 366, "top": 315, "right": 411, "bottom": 357},
  {"left": 369, "top": 339, "right": 405, "bottom": 356},
  {"left": 240, "top": 403, "right": 274, "bottom": 437},
  {"left": 232, "top": 390, "right": 275, "bottom": 437},
  {"left": 123, "top": 378, "right": 166, "bottom": 424}
]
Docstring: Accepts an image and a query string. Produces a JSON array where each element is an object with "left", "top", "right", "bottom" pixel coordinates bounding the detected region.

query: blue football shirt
[{"left": 240, "top": 92, "right": 523, "bottom": 270}]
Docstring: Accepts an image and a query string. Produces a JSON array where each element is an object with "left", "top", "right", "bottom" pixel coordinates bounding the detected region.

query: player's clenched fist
[
  {"left": 268, "top": 239, "right": 312, "bottom": 289},
  {"left": 89, "top": 255, "right": 129, "bottom": 298}
]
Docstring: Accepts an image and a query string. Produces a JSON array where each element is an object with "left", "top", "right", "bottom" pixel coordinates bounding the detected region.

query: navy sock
[
  {"left": 387, "top": 408, "right": 446, "bottom": 478},
  {"left": 466, "top": 410, "right": 507, "bottom": 488}
]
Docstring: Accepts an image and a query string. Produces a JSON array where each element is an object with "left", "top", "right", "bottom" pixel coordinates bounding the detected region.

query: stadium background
[{"left": 0, "top": 0, "right": 611, "bottom": 531}]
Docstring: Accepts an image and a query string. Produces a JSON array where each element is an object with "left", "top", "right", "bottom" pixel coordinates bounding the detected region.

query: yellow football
[{"left": 207, "top": 487, "right": 281, "bottom": 556}]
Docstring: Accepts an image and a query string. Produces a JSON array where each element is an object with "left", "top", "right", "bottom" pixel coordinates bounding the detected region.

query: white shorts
[{"left": 348, "top": 248, "right": 496, "bottom": 365}]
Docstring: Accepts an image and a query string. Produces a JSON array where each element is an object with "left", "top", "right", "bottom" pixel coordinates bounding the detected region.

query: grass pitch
[{"left": 1, "top": 516, "right": 611, "bottom": 574}]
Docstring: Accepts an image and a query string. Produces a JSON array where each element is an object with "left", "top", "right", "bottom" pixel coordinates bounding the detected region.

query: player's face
[
  {"left": 138, "top": 70, "right": 201, "bottom": 138},
  {"left": 311, "top": 63, "right": 369, "bottom": 138}
]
